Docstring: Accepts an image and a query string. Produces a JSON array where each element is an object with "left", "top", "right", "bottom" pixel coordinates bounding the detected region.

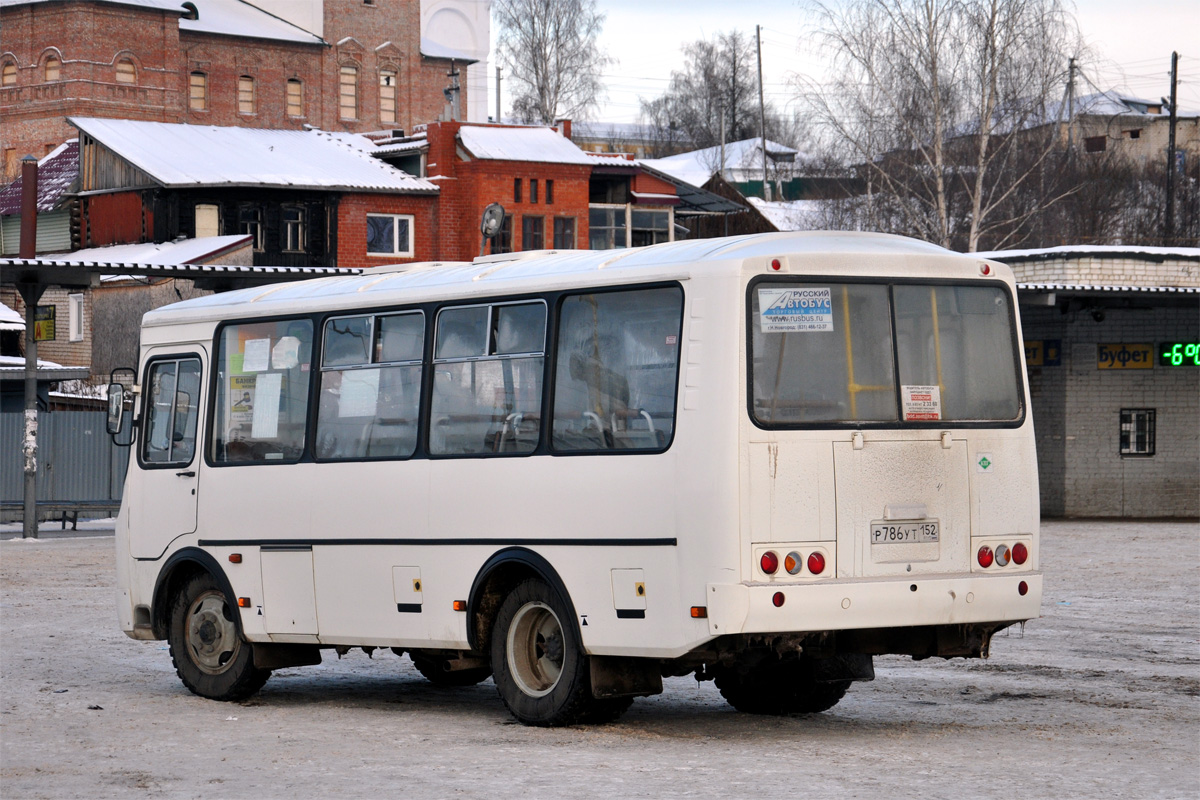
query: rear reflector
[
  {"left": 237, "top": 597, "right": 251, "bottom": 608},
  {"left": 228, "top": 553, "right": 242, "bottom": 564},
  {"left": 807, "top": 551, "right": 826, "bottom": 575},
  {"left": 977, "top": 545, "right": 994, "bottom": 568},
  {"left": 760, "top": 551, "right": 779, "bottom": 575},
  {"left": 1018, "top": 581, "right": 1029, "bottom": 596},
  {"left": 772, "top": 592, "right": 785, "bottom": 608},
  {"left": 452, "top": 600, "right": 467, "bottom": 611},
  {"left": 1012, "top": 542, "right": 1028, "bottom": 565},
  {"left": 690, "top": 606, "right": 708, "bottom": 618}
]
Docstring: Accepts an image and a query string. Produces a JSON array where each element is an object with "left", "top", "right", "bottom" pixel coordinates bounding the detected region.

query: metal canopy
[{"left": 0, "top": 259, "right": 361, "bottom": 292}]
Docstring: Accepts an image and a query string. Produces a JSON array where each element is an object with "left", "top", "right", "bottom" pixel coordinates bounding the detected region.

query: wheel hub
[
  {"left": 507, "top": 601, "right": 565, "bottom": 698},
  {"left": 186, "top": 592, "right": 239, "bottom": 674}
]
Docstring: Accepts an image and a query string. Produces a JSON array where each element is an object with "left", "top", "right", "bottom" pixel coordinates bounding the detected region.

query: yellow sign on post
[
  {"left": 1097, "top": 343, "right": 1154, "bottom": 370},
  {"left": 33, "top": 305, "right": 56, "bottom": 341}
]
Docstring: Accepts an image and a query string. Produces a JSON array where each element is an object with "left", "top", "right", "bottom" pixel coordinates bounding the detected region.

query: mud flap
[
  {"left": 252, "top": 643, "right": 323, "bottom": 670},
  {"left": 589, "top": 655, "right": 663, "bottom": 699},
  {"left": 811, "top": 653, "right": 875, "bottom": 683}
]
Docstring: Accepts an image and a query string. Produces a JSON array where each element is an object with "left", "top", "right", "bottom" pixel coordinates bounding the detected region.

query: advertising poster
[
  {"left": 758, "top": 287, "right": 834, "bottom": 332},
  {"left": 902, "top": 385, "right": 942, "bottom": 421}
]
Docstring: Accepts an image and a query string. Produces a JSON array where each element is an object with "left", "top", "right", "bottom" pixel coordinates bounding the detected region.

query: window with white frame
[
  {"left": 69, "top": 294, "right": 85, "bottom": 342},
  {"left": 1119, "top": 409, "right": 1156, "bottom": 456},
  {"left": 366, "top": 214, "right": 414, "bottom": 257},
  {"left": 283, "top": 206, "right": 306, "bottom": 252}
]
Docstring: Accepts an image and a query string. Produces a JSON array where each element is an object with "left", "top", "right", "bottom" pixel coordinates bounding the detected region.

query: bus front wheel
[
  {"left": 715, "top": 657, "right": 850, "bottom": 715},
  {"left": 491, "top": 578, "right": 621, "bottom": 726},
  {"left": 167, "top": 572, "right": 270, "bottom": 701}
]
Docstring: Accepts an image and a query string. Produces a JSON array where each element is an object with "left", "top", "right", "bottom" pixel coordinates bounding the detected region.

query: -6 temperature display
[{"left": 1158, "top": 342, "right": 1200, "bottom": 367}]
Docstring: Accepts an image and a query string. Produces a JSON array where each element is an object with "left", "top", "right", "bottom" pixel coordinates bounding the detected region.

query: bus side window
[
  {"left": 430, "top": 301, "right": 546, "bottom": 456},
  {"left": 551, "top": 286, "right": 683, "bottom": 452},
  {"left": 143, "top": 357, "right": 202, "bottom": 465}
]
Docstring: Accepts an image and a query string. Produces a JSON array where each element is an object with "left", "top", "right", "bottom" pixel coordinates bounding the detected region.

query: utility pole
[
  {"left": 18, "top": 155, "right": 42, "bottom": 539},
  {"left": 756, "top": 24, "right": 769, "bottom": 201},
  {"left": 495, "top": 66, "right": 502, "bottom": 123},
  {"left": 1164, "top": 51, "right": 1179, "bottom": 246},
  {"left": 1066, "top": 57, "right": 1076, "bottom": 152}
]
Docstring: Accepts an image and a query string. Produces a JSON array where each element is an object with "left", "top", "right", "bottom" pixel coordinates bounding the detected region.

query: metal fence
[{"left": 1, "top": 411, "right": 128, "bottom": 514}]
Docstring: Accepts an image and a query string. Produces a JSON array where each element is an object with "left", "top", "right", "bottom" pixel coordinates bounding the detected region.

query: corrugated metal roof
[
  {"left": 458, "top": 126, "right": 594, "bottom": 165},
  {"left": 419, "top": 37, "right": 479, "bottom": 64},
  {"left": 0, "top": 0, "right": 182, "bottom": 10},
  {"left": 70, "top": 118, "right": 439, "bottom": 194},
  {"left": 0, "top": 140, "right": 79, "bottom": 215},
  {"left": 1018, "top": 282, "right": 1200, "bottom": 294},
  {"left": 41, "top": 235, "right": 252, "bottom": 269},
  {"left": 179, "top": 0, "right": 324, "bottom": 45}
]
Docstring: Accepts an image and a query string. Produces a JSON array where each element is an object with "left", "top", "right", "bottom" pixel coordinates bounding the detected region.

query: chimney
[
  {"left": 555, "top": 119, "right": 572, "bottom": 139},
  {"left": 19, "top": 155, "right": 38, "bottom": 259}
]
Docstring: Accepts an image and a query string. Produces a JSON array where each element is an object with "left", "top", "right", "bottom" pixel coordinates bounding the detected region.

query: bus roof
[{"left": 142, "top": 231, "right": 982, "bottom": 327}]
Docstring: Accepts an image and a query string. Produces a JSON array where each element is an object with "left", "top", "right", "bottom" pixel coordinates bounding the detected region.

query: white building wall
[{"left": 421, "top": 0, "right": 491, "bottom": 123}]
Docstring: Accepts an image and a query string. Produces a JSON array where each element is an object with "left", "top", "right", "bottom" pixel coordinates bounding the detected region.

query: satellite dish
[
  {"left": 479, "top": 203, "right": 506, "bottom": 256},
  {"left": 481, "top": 203, "right": 506, "bottom": 238}
]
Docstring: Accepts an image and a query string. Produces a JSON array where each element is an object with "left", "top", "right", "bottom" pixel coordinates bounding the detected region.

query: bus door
[{"left": 129, "top": 350, "right": 205, "bottom": 560}]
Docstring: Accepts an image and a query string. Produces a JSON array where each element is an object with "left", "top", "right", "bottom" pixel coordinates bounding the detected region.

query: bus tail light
[
  {"left": 807, "top": 552, "right": 826, "bottom": 575},
  {"left": 784, "top": 552, "right": 802, "bottom": 575},
  {"left": 760, "top": 551, "right": 779, "bottom": 575},
  {"left": 772, "top": 592, "right": 785, "bottom": 607},
  {"left": 977, "top": 545, "right": 994, "bottom": 568},
  {"left": 1011, "top": 542, "right": 1028, "bottom": 565},
  {"left": 994, "top": 544, "right": 1010, "bottom": 567},
  {"left": 1019, "top": 581, "right": 1029, "bottom": 596}
]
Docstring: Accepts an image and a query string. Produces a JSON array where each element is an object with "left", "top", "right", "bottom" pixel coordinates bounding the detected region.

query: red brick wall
[
  {"left": 425, "top": 122, "right": 591, "bottom": 262},
  {"left": 336, "top": 192, "right": 438, "bottom": 268},
  {"left": 1, "top": 0, "right": 460, "bottom": 182}
]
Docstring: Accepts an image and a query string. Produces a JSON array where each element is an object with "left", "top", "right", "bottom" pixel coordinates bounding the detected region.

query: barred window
[{"left": 1119, "top": 409, "right": 1156, "bottom": 456}]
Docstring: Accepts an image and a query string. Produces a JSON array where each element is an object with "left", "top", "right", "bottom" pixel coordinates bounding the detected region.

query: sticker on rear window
[
  {"left": 758, "top": 288, "right": 834, "bottom": 332},
  {"left": 902, "top": 385, "right": 942, "bottom": 420}
]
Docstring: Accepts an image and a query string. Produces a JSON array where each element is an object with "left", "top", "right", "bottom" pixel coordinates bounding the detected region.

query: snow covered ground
[{"left": 2, "top": 520, "right": 1196, "bottom": 799}]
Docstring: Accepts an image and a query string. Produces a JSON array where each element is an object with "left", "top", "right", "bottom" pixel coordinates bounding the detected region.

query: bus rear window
[
  {"left": 750, "top": 281, "right": 1021, "bottom": 426},
  {"left": 212, "top": 319, "right": 313, "bottom": 463}
]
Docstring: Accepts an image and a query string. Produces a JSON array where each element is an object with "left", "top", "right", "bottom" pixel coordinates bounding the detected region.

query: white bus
[{"left": 109, "top": 231, "right": 1041, "bottom": 726}]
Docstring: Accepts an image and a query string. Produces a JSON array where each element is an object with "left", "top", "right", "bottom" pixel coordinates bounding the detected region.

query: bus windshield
[{"left": 750, "top": 281, "right": 1023, "bottom": 426}]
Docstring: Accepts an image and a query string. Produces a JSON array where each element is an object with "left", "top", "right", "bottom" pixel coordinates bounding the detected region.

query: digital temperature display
[{"left": 1158, "top": 342, "right": 1200, "bottom": 366}]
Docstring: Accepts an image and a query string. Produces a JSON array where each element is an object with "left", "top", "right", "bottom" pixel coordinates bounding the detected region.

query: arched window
[
  {"left": 44, "top": 55, "right": 61, "bottom": 82},
  {"left": 116, "top": 58, "right": 136, "bottom": 84},
  {"left": 339, "top": 65, "right": 357, "bottom": 120},
  {"left": 238, "top": 75, "right": 255, "bottom": 114},
  {"left": 1, "top": 61, "right": 16, "bottom": 86},
  {"left": 379, "top": 68, "right": 397, "bottom": 124},
  {"left": 189, "top": 71, "right": 207, "bottom": 111},
  {"left": 286, "top": 78, "right": 304, "bottom": 117}
]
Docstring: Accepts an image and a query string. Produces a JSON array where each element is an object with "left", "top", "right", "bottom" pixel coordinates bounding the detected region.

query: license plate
[{"left": 871, "top": 520, "right": 940, "bottom": 544}]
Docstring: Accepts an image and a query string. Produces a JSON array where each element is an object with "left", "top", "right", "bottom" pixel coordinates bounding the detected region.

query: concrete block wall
[
  {"left": 1, "top": 286, "right": 93, "bottom": 369},
  {"left": 1010, "top": 255, "right": 1200, "bottom": 288},
  {"left": 1022, "top": 302, "right": 1199, "bottom": 518}
]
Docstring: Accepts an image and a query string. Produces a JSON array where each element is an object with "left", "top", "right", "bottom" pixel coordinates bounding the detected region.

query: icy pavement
[{"left": 1, "top": 520, "right": 1197, "bottom": 799}]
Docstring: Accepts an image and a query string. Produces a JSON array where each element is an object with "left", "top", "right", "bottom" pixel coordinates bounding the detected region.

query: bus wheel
[
  {"left": 411, "top": 655, "right": 492, "bottom": 687},
  {"left": 491, "top": 578, "right": 606, "bottom": 726},
  {"left": 715, "top": 658, "right": 850, "bottom": 715},
  {"left": 168, "top": 572, "right": 270, "bottom": 701}
]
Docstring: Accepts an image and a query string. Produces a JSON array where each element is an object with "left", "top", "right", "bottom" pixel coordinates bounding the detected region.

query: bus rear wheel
[
  {"left": 491, "top": 578, "right": 622, "bottom": 726},
  {"left": 715, "top": 657, "right": 850, "bottom": 715},
  {"left": 167, "top": 572, "right": 270, "bottom": 701}
]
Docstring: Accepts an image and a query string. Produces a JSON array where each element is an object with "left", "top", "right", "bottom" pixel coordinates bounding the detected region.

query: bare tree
[
  {"left": 640, "top": 30, "right": 784, "bottom": 153},
  {"left": 802, "top": 0, "right": 1083, "bottom": 251},
  {"left": 494, "top": 0, "right": 612, "bottom": 124}
]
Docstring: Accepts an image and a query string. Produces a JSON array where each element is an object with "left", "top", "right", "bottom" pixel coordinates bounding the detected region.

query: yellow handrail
[{"left": 842, "top": 286, "right": 891, "bottom": 418}]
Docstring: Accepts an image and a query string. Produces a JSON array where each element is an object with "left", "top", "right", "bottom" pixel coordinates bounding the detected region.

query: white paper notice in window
[
  {"left": 242, "top": 338, "right": 271, "bottom": 372},
  {"left": 251, "top": 372, "right": 282, "bottom": 437},
  {"left": 338, "top": 369, "right": 380, "bottom": 417},
  {"left": 758, "top": 288, "right": 834, "bottom": 332},
  {"left": 902, "top": 384, "right": 941, "bottom": 421}
]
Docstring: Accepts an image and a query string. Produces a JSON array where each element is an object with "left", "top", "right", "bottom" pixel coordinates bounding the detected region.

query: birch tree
[
  {"left": 803, "top": 0, "right": 1081, "bottom": 251},
  {"left": 494, "top": 0, "right": 612, "bottom": 124}
]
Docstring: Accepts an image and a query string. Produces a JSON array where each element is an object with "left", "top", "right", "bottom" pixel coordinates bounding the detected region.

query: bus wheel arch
[
  {"left": 151, "top": 548, "right": 237, "bottom": 641},
  {"left": 466, "top": 547, "right": 578, "bottom": 655}
]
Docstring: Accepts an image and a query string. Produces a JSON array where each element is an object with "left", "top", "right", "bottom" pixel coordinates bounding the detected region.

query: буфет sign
[{"left": 1097, "top": 343, "right": 1154, "bottom": 370}]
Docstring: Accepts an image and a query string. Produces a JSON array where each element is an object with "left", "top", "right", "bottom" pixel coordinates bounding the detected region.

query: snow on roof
[
  {"left": 642, "top": 138, "right": 804, "bottom": 186},
  {"left": 746, "top": 197, "right": 828, "bottom": 232},
  {"left": 41, "top": 235, "right": 253, "bottom": 270},
  {"left": 419, "top": 37, "right": 479, "bottom": 64},
  {"left": 68, "top": 118, "right": 439, "bottom": 194},
  {"left": 0, "top": 0, "right": 182, "bottom": 10},
  {"left": 0, "top": 140, "right": 79, "bottom": 215},
  {"left": 458, "top": 126, "right": 594, "bottom": 165},
  {"left": 570, "top": 121, "right": 658, "bottom": 141},
  {"left": 180, "top": 0, "right": 324, "bottom": 45},
  {"left": 979, "top": 244, "right": 1200, "bottom": 261},
  {"left": 1, "top": 302, "right": 24, "bottom": 331}
]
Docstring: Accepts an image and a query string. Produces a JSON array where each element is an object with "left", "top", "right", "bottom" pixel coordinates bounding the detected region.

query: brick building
[
  {"left": 0, "top": 0, "right": 477, "bottom": 181},
  {"left": 991, "top": 246, "right": 1200, "bottom": 518}
]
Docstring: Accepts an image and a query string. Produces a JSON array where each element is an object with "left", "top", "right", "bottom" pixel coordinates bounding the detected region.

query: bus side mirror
[{"left": 107, "top": 366, "right": 137, "bottom": 446}]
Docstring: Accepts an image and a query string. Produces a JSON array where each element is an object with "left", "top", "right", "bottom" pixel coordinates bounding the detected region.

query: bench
[{"left": 0, "top": 500, "right": 122, "bottom": 530}]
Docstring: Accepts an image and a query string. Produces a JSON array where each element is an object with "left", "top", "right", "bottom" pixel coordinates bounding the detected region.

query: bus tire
[
  {"left": 715, "top": 658, "right": 850, "bottom": 715},
  {"left": 411, "top": 655, "right": 492, "bottom": 687},
  {"left": 168, "top": 571, "right": 270, "bottom": 701},
  {"left": 491, "top": 578, "right": 610, "bottom": 726}
]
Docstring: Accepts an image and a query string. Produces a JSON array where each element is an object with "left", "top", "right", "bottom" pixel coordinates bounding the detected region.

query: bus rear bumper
[{"left": 706, "top": 573, "right": 1042, "bottom": 637}]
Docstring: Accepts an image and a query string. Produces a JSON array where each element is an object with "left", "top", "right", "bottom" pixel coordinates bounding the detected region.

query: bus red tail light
[
  {"left": 977, "top": 545, "right": 994, "bottom": 568},
  {"left": 772, "top": 592, "right": 785, "bottom": 607},
  {"left": 1018, "top": 581, "right": 1029, "bottom": 596},
  {"left": 1012, "top": 542, "right": 1028, "bottom": 565},
  {"left": 760, "top": 551, "right": 779, "bottom": 575},
  {"left": 807, "top": 552, "right": 826, "bottom": 575}
]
